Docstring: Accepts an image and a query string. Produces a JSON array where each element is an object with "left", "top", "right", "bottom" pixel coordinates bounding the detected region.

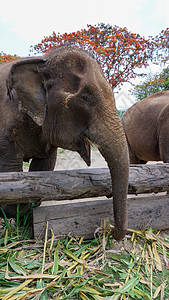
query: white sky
[{"left": 0, "top": 0, "right": 168, "bottom": 56}]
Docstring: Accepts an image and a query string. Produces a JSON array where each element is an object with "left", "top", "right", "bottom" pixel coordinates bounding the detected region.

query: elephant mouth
[{"left": 79, "top": 137, "right": 91, "bottom": 166}]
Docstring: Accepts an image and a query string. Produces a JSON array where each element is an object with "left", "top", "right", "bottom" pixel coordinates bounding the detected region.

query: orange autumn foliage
[
  {"left": 32, "top": 23, "right": 157, "bottom": 88},
  {"left": 0, "top": 52, "right": 20, "bottom": 64},
  {"left": 2, "top": 24, "right": 168, "bottom": 89}
]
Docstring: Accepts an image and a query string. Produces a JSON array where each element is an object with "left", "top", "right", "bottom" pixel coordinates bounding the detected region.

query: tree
[
  {"left": 153, "top": 28, "right": 169, "bottom": 66},
  {"left": 131, "top": 68, "right": 169, "bottom": 101},
  {"left": 0, "top": 52, "right": 20, "bottom": 64},
  {"left": 31, "top": 23, "right": 155, "bottom": 89}
]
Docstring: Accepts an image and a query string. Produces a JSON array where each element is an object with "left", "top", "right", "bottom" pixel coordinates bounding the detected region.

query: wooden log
[
  {"left": 0, "top": 164, "right": 169, "bottom": 204},
  {"left": 33, "top": 194, "right": 169, "bottom": 239},
  {"left": 0, "top": 168, "right": 111, "bottom": 204},
  {"left": 129, "top": 164, "right": 169, "bottom": 194}
]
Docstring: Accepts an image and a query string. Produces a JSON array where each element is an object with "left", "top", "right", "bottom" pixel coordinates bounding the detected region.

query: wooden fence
[{"left": 0, "top": 164, "right": 169, "bottom": 238}]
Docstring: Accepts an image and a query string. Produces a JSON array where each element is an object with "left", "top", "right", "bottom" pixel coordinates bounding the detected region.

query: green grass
[
  {"left": 0, "top": 211, "right": 169, "bottom": 299},
  {"left": 23, "top": 162, "right": 30, "bottom": 167}
]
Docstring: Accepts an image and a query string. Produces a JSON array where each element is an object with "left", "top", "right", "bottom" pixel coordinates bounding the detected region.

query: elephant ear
[{"left": 7, "top": 59, "right": 46, "bottom": 126}]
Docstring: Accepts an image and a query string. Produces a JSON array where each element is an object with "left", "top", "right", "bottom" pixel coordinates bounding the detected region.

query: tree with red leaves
[
  {"left": 31, "top": 23, "right": 156, "bottom": 88},
  {"left": 1, "top": 24, "right": 168, "bottom": 89},
  {"left": 0, "top": 52, "right": 20, "bottom": 64},
  {"left": 153, "top": 28, "right": 169, "bottom": 65}
]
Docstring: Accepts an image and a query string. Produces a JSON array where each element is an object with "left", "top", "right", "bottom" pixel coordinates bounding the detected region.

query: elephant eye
[{"left": 82, "top": 94, "right": 91, "bottom": 102}]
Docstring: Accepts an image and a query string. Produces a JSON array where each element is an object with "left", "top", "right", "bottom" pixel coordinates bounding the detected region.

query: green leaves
[
  {"left": 131, "top": 68, "right": 169, "bottom": 101},
  {"left": 8, "top": 257, "right": 27, "bottom": 276},
  {"left": 0, "top": 223, "right": 169, "bottom": 299}
]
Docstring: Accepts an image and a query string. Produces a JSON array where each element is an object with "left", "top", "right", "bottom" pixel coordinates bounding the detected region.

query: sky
[{"left": 0, "top": 0, "right": 168, "bottom": 57}]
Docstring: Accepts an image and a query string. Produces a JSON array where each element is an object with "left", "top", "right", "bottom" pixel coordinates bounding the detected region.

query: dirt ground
[
  {"left": 55, "top": 149, "right": 107, "bottom": 170},
  {"left": 24, "top": 148, "right": 160, "bottom": 171},
  {"left": 23, "top": 149, "right": 107, "bottom": 172}
]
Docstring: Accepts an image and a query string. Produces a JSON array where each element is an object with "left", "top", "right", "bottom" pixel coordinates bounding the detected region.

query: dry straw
[{"left": 0, "top": 220, "right": 169, "bottom": 299}]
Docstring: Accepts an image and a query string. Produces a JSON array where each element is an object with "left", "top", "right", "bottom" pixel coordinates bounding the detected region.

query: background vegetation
[{"left": 131, "top": 68, "right": 169, "bottom": 101}]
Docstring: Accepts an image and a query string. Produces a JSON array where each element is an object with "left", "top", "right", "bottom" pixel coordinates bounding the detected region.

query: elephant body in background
[
  {"left": 0, "top": 46, "right": 129, "bottom": 240},
  {"left": 122, "top": 91, "right": 169, "bottom": 164}
]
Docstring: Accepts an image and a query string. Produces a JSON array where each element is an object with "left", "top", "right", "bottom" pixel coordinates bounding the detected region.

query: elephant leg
[
  {"left": 127, "top": 140, "right": 141, "bottom": 164},
  {"left": 159, "top": 137, "right": 169, "bottom": 163},
  {"left": 0, "top": 142, "right": 29, "bottom": 219},
  {"left": 29, "top": 149, "right": 57, "bottom": 171},
  {"left": 140, "top": 159, "right": 147, "bottom": 164},
  {"left": 130, "top": 157, "right": 147, "bottom": 164},
  {"left": 157, "top": 119, "right": 169, "bottom": 163},
  {"left": 0, "top": 151, "right": 58, "bottom": 219},
  {"left": 28, "top": 151, "right": 57, "bottom": 209}
]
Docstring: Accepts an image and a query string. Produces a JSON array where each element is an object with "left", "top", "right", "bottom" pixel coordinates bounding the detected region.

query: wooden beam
[
  {"left": 0, "top": 164, "right": 169, "bottom": 204},
  {"left": 129, "top": 164, "right": 169, "bottom": 194},
  {"left": 33, "top": 194, "right": 169, "bottom": 239}
]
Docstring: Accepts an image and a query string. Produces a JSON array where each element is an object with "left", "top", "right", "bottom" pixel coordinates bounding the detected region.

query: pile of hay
[{"left": 0, "top": 220, "right": 169, "bottom": 299}]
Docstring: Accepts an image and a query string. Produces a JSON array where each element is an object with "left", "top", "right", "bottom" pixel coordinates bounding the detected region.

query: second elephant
[{"left": 122, "top": 90, "right": 169, "bottom": 163}]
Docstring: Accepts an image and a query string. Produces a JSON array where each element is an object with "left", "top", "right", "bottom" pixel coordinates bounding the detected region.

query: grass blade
[
  {"left": 113, "top": 277, "right": 140, "bottom": 294},
  {"left": 52, "top": 242, "right": 60, "bottom": 275}
]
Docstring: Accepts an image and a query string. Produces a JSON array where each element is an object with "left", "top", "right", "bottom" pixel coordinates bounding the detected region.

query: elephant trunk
[{"left": 89, "top": 112, "right": 129, "bottom": 241}]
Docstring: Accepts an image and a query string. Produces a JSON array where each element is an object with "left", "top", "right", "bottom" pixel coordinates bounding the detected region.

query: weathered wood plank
[
  {"left": 0, "top": 168, "right": 111, "bottom": 204},
  {"left": 33, "top": 198, "right": 113, "bottom": 239},
  {"left": 33, "top": 194, "right": 169, "bottom": 239},
  {"left": 129, "top": 164, "right": 169, "bottom": 194},
  {"left": 0, "top": 164, "right": 169, "bottom": 204}
]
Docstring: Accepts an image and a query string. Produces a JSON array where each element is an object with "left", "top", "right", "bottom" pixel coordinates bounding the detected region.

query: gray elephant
[
  {"left": 122, "top": 91, "right": 169, "bottom": 163},
  {"left": 0, "top": 46, "right": 129, "bottom": 240}
]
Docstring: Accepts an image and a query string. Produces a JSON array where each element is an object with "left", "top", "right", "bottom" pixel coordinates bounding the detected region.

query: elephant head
[{"left": 7, "top": 46, "right": 129, "bottom": 240}]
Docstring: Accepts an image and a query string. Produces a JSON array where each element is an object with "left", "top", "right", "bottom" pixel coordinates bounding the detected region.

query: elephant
[
  {"left": 122, "top": 91, "right": 169, "bottom": 164},
  {"left": 0, "top": 46, "right": 129, "bottom": 241}
]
